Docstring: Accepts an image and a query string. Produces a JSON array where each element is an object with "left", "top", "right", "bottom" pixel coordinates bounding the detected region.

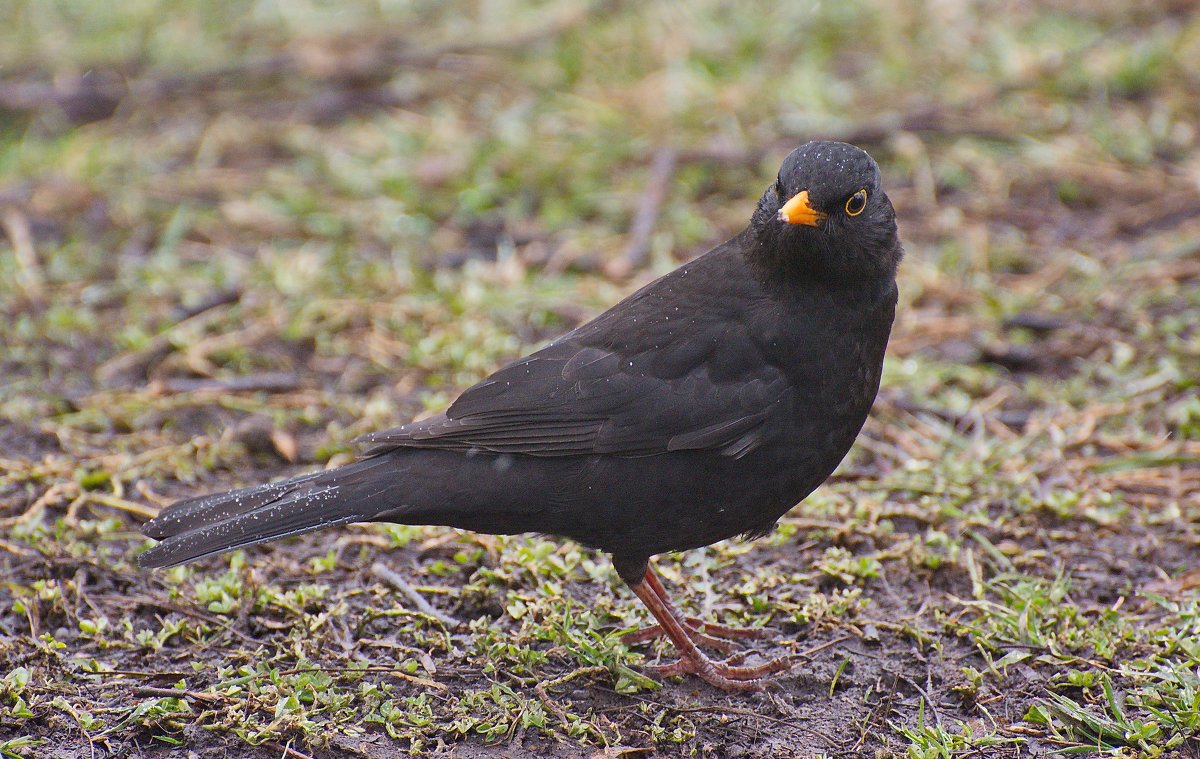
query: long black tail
[{"left": 138, "top": 455, "right": 402, "bottom": 568}]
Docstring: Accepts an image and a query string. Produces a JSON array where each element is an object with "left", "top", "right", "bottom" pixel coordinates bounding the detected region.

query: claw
[
  {"left": 646, "top": 652, "right": 797, "bottom": 691},
  {"left": 681, "top": 617, "right": 774, "bottom": 641},
  {"left": 623, "top": 565, "right": 796, "bottom": 692},
  {"left": 623, "top": 621, "right": 739, "bottom": 653}
]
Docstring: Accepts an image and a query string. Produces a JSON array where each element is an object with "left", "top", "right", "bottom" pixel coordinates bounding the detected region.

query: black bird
[{"left": 140, "top": 141, "right": 903, "bottom": 691}]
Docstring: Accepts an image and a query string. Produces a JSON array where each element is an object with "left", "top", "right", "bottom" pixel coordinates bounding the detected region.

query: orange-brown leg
[
  {"left": 624, "top": 567, "right": 794, "bottom": 691},
  {"left": 624, "top": 568, "right": 775, "bottom": 645}
]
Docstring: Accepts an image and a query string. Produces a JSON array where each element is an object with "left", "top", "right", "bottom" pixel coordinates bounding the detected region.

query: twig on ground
[
  {"left": 149, "top": 372, "right": 302, "bottom": 395},
  {"left": 96, "top": 290, "right": 243, "bottom": 385},
  {"left": 0, "top": 483, "right": 73, "bottom": 529},
  {"left": 263, "top": 741, "right": 315, "bottom": 759},
  {"left": 0, "top": 539, "right": 35, "bottom": 556},
  {"left": 371, "top": 561, "right": 463, "bottom": 628},
  {"left": 535, "top": 665, "right": 609, "bottom": 725},
  {"left": 94, "top": 594, "right": 261, "bottom": 645},
  {"left": 1, "top": 207, "right": 45, "bottom": 304},
  {"left": 133, "top": 685, "right": 227, "bottom": 703},
  {"left": 607, "top": 146, "right": 678, "bottom": 278},
  {"left": 897, "top": 669, "right": 943, "bottom": 730},
  {"left": 275, "top": 664, "right": 446, "bottom": 691},
  {"left": 790, "top": 634, "right": 853, "bottom": 659},
  {"left": 85, "top": 492, "right": 159, "bottom": 520}
]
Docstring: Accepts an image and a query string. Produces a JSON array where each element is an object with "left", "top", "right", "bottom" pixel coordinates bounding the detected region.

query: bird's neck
[{"left": 740, "top": 226, "right": 897, "bottom": 297}]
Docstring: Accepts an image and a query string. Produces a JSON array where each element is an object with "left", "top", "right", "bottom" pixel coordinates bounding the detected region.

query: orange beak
[{"left": 777, "top": 190, "right": 827, "bottom": 227}]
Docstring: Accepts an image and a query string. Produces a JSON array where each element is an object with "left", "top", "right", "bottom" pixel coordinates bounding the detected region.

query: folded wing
[{"left": 360, "top": 274, "right": 794, "bottom": 460}]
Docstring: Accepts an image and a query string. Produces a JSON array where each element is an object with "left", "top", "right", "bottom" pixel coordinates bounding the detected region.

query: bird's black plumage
[{"left": 139, "top": 141, "right": 903, "bottom": 689}]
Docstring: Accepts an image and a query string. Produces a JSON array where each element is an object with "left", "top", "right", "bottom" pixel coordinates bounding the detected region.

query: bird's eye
[{"left": 845, "top": 189, "right": 868, "bottom": 216}]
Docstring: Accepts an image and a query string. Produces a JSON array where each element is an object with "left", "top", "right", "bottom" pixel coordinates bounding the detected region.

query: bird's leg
[
  {"left": 622, "top": 568, "right": 773, "bottom": 650},
  {"left": 643, "top": 567, "right": 774, "bottom": 641},
  {"left": 623, "top": 613, "right": 740, "bottom": 653},
  {"left": 625, "top": 567, "right": 795, "bottom": 691}
]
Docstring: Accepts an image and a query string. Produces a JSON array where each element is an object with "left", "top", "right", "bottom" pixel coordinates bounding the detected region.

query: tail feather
[
  {"left": 142, "top": 470, "right": 330, "bottom": 540},
  {"left": 138, "top": 457, "right": 399, "bottom": 569}
]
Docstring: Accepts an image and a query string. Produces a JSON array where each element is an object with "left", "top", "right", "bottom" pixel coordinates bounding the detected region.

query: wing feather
[{"left": 357, "top": 243, "right": 794, "bottom": 459}]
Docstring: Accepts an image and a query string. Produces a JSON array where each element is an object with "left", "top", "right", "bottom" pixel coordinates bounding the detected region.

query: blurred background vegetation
[{"left": 1, "top": 1, "right": 1198, "bottom": 756}]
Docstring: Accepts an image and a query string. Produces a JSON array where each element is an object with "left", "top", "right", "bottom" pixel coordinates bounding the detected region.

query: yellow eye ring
[{"left": 845, "top": 189, "right": 868, "bottom": 216}]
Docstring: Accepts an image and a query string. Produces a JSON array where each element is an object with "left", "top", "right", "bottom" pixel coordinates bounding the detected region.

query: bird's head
[{"left": 750, "top": 141, "right": 902, "bottom": 285}]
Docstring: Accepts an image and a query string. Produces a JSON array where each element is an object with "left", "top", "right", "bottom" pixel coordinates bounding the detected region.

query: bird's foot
[
  {"left": 623, "top": 618, "right": 773, "bottom": 652},
  {"left": 621, "top": 567, "right": 792, "bottom": 690},
  {"left": 681, "top": 617, "right": 773, "bottom": 641},
  {"left": 645, "top": 651, "right": 797, "bottom": 692}
]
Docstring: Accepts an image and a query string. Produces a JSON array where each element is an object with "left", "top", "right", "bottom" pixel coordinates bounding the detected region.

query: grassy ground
[{"left": 2, "top": 1, "right": 1199, "bottom": 756}]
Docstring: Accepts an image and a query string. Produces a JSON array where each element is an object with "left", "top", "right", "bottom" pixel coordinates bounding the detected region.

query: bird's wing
[
  {"left": 359, "top": 250, "right": 793, "bottom": 459},
  {"left": 359, "top": 339, "right": 790, "bottom": 458}
]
